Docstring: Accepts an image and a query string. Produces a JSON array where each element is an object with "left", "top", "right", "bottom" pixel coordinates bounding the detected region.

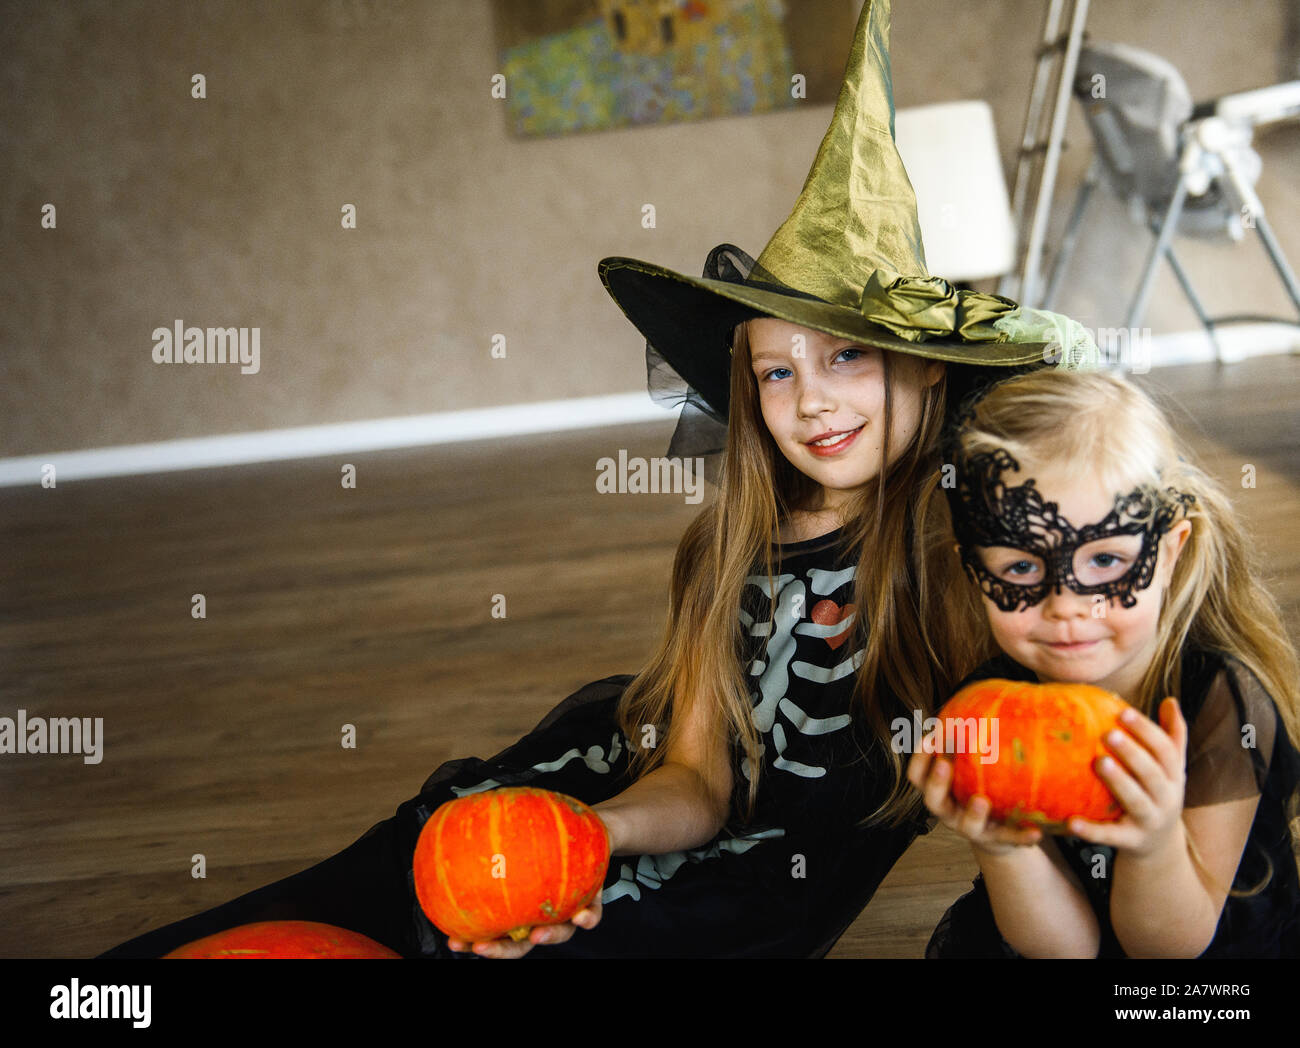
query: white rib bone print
[{"left": 740, "top": 562, "right": 862, "bottom": 781}]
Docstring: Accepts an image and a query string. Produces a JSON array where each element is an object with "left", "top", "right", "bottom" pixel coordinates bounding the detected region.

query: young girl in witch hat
[
  {"left": 910, "top": 368, "right": 1300, "bottom": 957},
  {"left": 99, "top": 0, "right": 1096, "bottom": 960}
]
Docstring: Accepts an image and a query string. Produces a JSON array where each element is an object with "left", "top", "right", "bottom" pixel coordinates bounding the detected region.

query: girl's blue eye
[
  {"left": 1076, "top": 550, "right": 1133, "bottom": 585},
  {"left": 992, "top": 558, "right": 1043, "bottom": 583},
  {"left": 759, "top": 347, "right": 864, "bottom": 381},
  {"left": 976, "top": 548, "right": 1044, "bottom": 584}
]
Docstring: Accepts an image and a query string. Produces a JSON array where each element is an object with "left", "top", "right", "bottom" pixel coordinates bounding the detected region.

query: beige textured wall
[{"left": 2, "top": 0, "right": 1296, "bottom": 457}]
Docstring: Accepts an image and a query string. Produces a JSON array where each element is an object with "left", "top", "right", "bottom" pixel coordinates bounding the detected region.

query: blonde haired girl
[{"left": 912, "top": 368, "right": 1300, "bottom": 958}]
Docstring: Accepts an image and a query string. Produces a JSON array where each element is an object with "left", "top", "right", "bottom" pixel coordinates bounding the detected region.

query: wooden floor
[{"left": 2, "top": 354, "right": 1297, "bottom": 959}]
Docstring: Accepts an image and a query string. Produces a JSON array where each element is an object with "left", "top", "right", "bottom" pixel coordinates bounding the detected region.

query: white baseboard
[
  {"left": 1145, "top": 321, "right": 1300, "bottom": 366},
  {"left": 0, "top": 393, "right": 667, "bottom": 488},
  {"left": 3, "top": 324, "right": 1297, "bottom": 489}
]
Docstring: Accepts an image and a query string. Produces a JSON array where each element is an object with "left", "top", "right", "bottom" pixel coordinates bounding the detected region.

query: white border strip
[
  {"left": 0, "top": 393, "right": 669, "bottom": 488},
  {"left": 2, "top": 324, "right": 1296, "bottom": 489},
  {"left": 1139, "top": 321, "right": 1300, "bottom": 367}
]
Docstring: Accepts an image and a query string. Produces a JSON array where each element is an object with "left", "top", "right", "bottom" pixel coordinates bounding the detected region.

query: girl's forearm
[
  {"left": 976, "top": 843, "right": 1101, "bottom": 958},
  {"left": 592, "top": 760, "right": 728, "bottom": 856},
  {"left": 1109, "top": 825, "right": 1221, "bottom": 957}
]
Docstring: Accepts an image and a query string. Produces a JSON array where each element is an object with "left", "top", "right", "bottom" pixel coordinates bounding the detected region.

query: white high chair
[{"left": 1044, "top": 40, "right": 1300, "bottom": 361}]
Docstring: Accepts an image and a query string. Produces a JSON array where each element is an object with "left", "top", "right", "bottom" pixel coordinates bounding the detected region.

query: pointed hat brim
[{"left": 599, "top": 253, "right": 1049, "bottom": 420}]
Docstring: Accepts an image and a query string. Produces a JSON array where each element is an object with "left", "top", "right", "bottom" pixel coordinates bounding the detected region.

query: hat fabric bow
[{"left": 858, "top": 270, "right": 1022, "bottom": 343}]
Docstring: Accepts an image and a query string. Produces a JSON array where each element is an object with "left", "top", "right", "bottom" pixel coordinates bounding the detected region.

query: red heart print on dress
[{"left": 810, "top": 599, "right": 856, "bottom": 651}]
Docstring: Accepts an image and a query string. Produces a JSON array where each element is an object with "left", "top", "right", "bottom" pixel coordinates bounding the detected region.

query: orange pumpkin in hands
[
  {"left": 164, "top": 920, "right": 400, "bottom": 958},
  {"left": 937, "top": 679, "right": 1132, "bottom": 831},
  {"left": 413, "top": 786, "right": 610, "bottom": 944}
]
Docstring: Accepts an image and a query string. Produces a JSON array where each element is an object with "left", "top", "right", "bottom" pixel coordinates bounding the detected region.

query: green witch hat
[{"left": 598, "top": 0, "right": 1095, "bottom": 426}]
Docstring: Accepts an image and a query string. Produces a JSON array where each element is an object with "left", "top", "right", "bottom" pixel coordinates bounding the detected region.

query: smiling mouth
[
  {"left": 805, "top": 425, "right": 864, "bottom": 451},
  {"left": 1043, "top": 639, "right": 1102, "bottom": 652}
]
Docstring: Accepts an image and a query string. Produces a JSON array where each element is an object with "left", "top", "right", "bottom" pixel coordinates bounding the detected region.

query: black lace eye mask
[{"left": 951, "top": 446, "right": 1195, "bottom": 612}]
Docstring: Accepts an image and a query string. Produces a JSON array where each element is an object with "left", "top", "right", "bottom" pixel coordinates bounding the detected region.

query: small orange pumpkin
[
  {"left": 937, "top": 678, "right": 1132, "bottom": 831},
  {"left": 412, "top": 786, "right": 610, "bottom": 944},
  {"left": 163, "top": 920, "right": 400, "bottom": 958}
]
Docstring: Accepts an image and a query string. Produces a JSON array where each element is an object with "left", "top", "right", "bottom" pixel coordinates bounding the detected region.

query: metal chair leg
[
  {"left": 1251, "top": 212, "right": 1300, "bottom": 320},
  {"left": 1216, "top": 142, "right": 1300, "bottom": 319},
  {"left": 1127, "top": 169, "right": 1191, "bottom": 330},
  {"left": 1163, "top": 244, "right": 1227, "bottom": 362}
]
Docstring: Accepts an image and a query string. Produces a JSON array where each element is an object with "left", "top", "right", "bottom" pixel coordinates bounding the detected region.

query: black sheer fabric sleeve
[
  {"left": 1184, "top": 654, "right": 1281, "bottom": 808},
  {"left": 1179, "top": 652, "right": 1300, "bottom": 956}
]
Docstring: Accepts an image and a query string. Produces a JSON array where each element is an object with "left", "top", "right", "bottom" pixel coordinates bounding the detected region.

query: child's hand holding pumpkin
[
  {"left": 1065, "top": 697, "right": 1188, "bottom": 858},
  {"left": 446, "top": 897, "right": 603, "bottom": 958},
  {"left": 907, "top": 732, "right": 1044, "bottom": 856}
]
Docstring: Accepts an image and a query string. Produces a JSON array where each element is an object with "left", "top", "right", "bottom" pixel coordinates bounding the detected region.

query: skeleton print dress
[{"left": 100, "top": 525, "right": 929, "bottom": 960}]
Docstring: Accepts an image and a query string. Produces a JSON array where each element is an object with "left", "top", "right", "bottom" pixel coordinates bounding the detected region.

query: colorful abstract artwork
[{"left": 491, "top": 0, "right": 855, "bottom": 136}]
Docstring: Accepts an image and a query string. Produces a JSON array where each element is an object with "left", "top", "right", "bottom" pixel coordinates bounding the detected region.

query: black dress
[
  {"left": 100, "top": 526, "right": 930, "bottom": 959},
  {"left": 926, "top": 645, "right": 1300, "bottom": 958}
]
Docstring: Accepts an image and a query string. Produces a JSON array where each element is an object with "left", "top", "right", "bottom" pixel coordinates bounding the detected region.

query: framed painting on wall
[{"left": 491, "top": 0, "right": 860, "bottom": 137}]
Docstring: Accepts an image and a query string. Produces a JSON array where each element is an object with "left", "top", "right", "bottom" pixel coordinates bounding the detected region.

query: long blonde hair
[
  {"left": 950, "top": 368, "right": 1300, "bottom": 889},
  {"left": 616, "top": 320, "right": 993, "bottom": 827}
]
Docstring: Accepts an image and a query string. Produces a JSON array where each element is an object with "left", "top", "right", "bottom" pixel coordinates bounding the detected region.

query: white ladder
[{"left": 997, "top": 0, "right": 1091, "bottom": 308}]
